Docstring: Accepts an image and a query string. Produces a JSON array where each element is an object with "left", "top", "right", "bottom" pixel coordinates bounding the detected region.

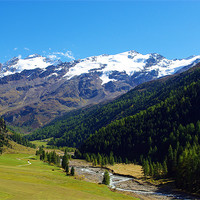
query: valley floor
[
  {"left": 0, "top": 153, "right": 137, "bottom": 200},
  {"left": 69, "top": 159, "right": 200, "bottom": 200}
]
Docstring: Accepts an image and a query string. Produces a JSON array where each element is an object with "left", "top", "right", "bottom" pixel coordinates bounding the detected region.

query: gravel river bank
[{"left": 70, "top": 160, "right": 199, "bottom": 200}]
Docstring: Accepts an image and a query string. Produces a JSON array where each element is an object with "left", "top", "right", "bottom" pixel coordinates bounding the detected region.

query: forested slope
[
  {"left": 80, "top": 77, "right": 200, "bottom": 159},
  {"left": 80, "top": 64, "right": 200, "bottom": 194},
  {"left": 0, "top": 118, "right": 35, "bottom": 154},
  {"left": 0, "top": 118, "right": 10, "bottom": 153},
  {"left": 28, "top": 64, "right": 200, "bottom": 149},
  {"left": 26, "top": 64, "right": 200, "bottom": 193}
]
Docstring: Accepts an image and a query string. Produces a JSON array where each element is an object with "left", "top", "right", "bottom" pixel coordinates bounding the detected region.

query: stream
[{"left": 73, "top": 166, "right": 199, "bottom": 200}]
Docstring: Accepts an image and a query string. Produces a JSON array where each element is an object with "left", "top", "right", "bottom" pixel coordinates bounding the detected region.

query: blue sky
[{"left": 0, "top": 1, "right": 200, "bottom": 63}]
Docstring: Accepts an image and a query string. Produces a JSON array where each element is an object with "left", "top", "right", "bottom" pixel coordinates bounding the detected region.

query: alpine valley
[{"left": 1, "top": 50, "right": 200, "bottom": 132}]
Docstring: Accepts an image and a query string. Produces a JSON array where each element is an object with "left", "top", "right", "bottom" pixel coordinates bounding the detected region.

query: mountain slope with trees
[
  {"left": 80, "top": 64, "right": 200, "bottom": 194},
  {"left": 26, "top": 63, "right": 200, "bottom": 193},
  {"left": 28, "top": 64, "right": 200, "bottom": 149},
  {"left": 0, "top": 117, "right": 35, "bottom": 154},
  {"left": 0, "top": 118, "right": 10, "bottom": 153}
]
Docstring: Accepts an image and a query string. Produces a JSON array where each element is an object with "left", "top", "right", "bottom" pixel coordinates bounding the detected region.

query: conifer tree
[
  {"left": 85, "top": 153, "right": 90, "bottom": 162},
  {"left": 109, "top": 152, "right": 115, "bottom": 165},
  {"left": 102, "top": 170, "right": 110, "bottom": 185},
  {"left": 104, "top": 157, "right": 108, "bottom": 165},
  {"left": 97, "top": 153, "right": 102, "bottom": 165},
  {"left": 143, "top": 160, "right": 150, "bottom": 177},
  {"left": 163, "top": 160, "right": 168, "bottom": 177},
  {"left": 93, "top": 158, "right": 97, "bottom": 166},
  {"left": 62, "top": 153, "right": 69, "bottom": 170},
  {"left": 66, "top": 163, "right": 69, "bottom": 175},
  {"left": 71, "top": 166, "right": 75, "bottom": 176}
]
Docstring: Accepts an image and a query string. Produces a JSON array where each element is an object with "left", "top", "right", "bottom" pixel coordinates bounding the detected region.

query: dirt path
[{"left": 17, "top": 156, "right": 32, "bottom": 167}]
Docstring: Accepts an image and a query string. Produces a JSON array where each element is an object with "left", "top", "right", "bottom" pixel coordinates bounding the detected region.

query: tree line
[
  {"left": 9, "top": 131, "right": 36, "bottom": 148},
  {"left": 36, "top": 147, "right": 75, "bottom": 176}
]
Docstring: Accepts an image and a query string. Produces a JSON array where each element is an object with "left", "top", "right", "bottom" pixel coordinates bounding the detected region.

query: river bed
[{"left": 72, "top": 165, "right": 199, "bottom": 200}]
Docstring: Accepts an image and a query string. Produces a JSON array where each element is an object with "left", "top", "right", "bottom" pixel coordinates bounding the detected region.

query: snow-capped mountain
[
  {"left": 0, "top": 54, "right": 57, "bottom": 78},
  {"left": 1, "top": 50, "right": 200, "bottom": 82},
  {"left": 63, "top": 50, "right": 200, "bottom": 84},
  {"left": 0, "top": 50, "right": 200, "bottom": 132}
]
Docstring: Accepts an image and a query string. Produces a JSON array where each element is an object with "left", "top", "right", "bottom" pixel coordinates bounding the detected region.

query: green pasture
[
  {"left": 0, "top": 153, "right": 137, "bottom": 200},
  {"left": 31, "top": 139, "right": 51, "bottom": 147}
]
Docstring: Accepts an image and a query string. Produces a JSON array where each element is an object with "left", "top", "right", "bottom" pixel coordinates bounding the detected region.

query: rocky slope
[{"left": 0, "top": 51, "right": 200, "bottom": 132}]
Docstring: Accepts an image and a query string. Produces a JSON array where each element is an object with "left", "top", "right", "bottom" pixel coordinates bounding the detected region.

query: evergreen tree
[
  {"left": 163, "top": 160, "right": 168, "bottom": 177},
  {"left": 125, "top": 158, "right": 129, "bottom": 164},
  {"left": 104, "top": 156, "right": 108, "bottom": 166},
  {"left": 102, "top": 170, "right": 110, "bottom": 185},
  {"left": 167, "top": 145, "right": 174, "bottom": 176},
  {"left": 62, "top": 153, "right": 69, "bottom": 170},
  {"left": 93, "top": 158, "right": 97, "bottom": 166},
  {"left": 71, "top": 166, "right": 75, "bottom": 176},
  {"left": 143, "top": 160, "right": 150, "bottom": 177},
  {"left": 150, "top": 163, "right": 154, "bottom": 177},
  {"left": 85, "top": 153, "right": 90, "bottom": 162},
  {"left": 66, "top": 163, "right": 69, "bottom": 174},
  {"left": 97, "top": 153, "right": 102, "bottom": 165},
  {"left": 109, "top": 152, "right": 115, "bottom": 165}
]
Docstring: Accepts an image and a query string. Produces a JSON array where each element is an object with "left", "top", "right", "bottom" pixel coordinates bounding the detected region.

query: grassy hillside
[
  {"left": 0, "top": 152, "right": 137, "bottom": 200},
  {"left": 2, "top": 140, "right": 35, "bottom": 154},
  {"left": 0, "top": 117, "right": 35, "bottom": 155},
  {"left": 31, "top": 138, "right": 52, "bottom": 148},
  {"left": 0, "top": 120, "right": 137, "bottom": 200}
]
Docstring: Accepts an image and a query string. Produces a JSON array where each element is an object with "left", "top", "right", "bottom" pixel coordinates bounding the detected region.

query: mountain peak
[
  {"left": 4, "top": 57, "right": 19, "bottom": 66},
  {"left": 0, "top": 54, "right": 55, "bottom": 77},
  {"left": 127, "top": 50, "right": 139, "bottom": 54}
]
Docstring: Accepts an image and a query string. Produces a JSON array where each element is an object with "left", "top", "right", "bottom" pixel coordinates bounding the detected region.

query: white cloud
[
  {"left": 14, "top": 48, "right": 18, "bottom": 51},
  {"left": 48, "top": 54, "right": 60, "bottom": 60},
  {"left": 24, "top": 47, "right": 30, "bottom": 51},
  {"left": 63, "top": 51, "right": 75, "bottom": 60},
  {"left": 52, "top": 51, "right": 75, "bottom": 60}
]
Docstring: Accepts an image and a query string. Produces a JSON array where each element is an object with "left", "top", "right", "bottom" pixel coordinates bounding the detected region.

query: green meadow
[
  {"left": 31, "top": 138, "right": 51, "bottom": 147},
  {"left": 0, "top": 153, "right": 137, "bottom": 200}
]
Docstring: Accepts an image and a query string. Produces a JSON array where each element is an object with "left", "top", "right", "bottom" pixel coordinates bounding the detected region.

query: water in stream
[{"left": 74, "top": 166, "right": 199, "bottom": 200}]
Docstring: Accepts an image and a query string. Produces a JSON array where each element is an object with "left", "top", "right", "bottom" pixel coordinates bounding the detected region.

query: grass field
[
  {"left": 3, "top": 141, "right": 36, "bottom": 154},
  {"left": 31, "top": 138, "right": 52, "bottom": 147},
  {"left": 108, "top": 163, "right": 143, "bottom": 179},
  {"left": 0, "top": 153, "right": 138, "bottom": 200}
]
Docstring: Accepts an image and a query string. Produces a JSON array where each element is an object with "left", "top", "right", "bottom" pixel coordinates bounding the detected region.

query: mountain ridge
[
  {"left": 1, "top": 51, "right": 200, "bottom": 82},
  {"left": 1, "top": 50, "right": 200, "bottom": 132}
]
